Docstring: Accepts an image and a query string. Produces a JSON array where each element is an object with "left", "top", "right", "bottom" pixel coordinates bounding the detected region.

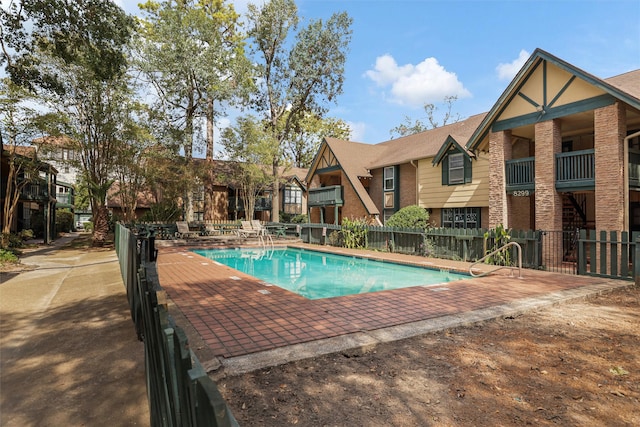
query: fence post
[{"left": 635, "top": 236, "right": 640, "bottom": 285}]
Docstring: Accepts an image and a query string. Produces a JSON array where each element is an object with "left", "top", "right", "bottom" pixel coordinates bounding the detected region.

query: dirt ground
[{"left": 218, "top": 287, "right": 639, "bottom": 427}]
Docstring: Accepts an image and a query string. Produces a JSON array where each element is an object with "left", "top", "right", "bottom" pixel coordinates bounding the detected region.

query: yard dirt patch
[{"left": 217, "top": 287, "right": 639, "bottom": 426}]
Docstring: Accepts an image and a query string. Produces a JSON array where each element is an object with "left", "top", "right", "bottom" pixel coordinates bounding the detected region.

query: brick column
[
  {"left": 489, "top": 130, "right": 512, "bottom": 228},
  {"left": 534, "top": 119, "right": 563, "bottom": 231},
  {"left": 535, "top": 119, "right": 563, "bottom": 268},
  {"left": 594, "top": 102, "right": 626, "bottom": 232}
]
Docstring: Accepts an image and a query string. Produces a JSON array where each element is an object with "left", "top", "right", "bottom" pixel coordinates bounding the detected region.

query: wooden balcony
[
  {"left": 505, "top": 157, "right": 535, "bottom": 194},
  {"left": 308, "top": 185, "right": 343, "bottom": 207},
  {"left": 555, "top": 149, "right": 595, "bottom": 191},
  {"left": 21, "top": 182, "right": 49, "bottom": 201}
]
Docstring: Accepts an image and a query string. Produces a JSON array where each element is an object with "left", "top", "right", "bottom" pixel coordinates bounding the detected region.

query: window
[
  {"left": 384, "top": 166, "right": 394, "bottom": 191},
  {"left": 284, "top": 186, "right": 302, "bottom": 205},
  {"left": 442, "top": 151, "right": 472, "bottom": 185},
  {"left": 448, "top": 153, "right": 464, "bottom": 184},
  {"left": 441, "top": 207, "right": 480, "bottom": 228}
]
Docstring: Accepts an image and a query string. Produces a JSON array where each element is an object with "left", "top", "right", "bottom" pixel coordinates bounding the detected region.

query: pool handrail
[{"left": 469, "top": 241, "right": 522, "bottom": 278}]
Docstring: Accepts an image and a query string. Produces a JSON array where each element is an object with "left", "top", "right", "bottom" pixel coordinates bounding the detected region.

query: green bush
[
  {"left": 83, "top": 222, "right": 94, "bottom": 233},
  {"left": 139, "top": 200, "right": 181, "bottom": 223},
  {"left": 341, "top": 217, "right": 368, "bottom": 249},
  {"left": 56, "top": 209, "right": 74, "bottom": 233},
  {"left": 19, "top": 229, "right": 34, "bottom": 240},
  {"left": 483, "top": 224, "right": 511, "bottom": 265},
  {"left": 386, "top": 205, "right": 431, "bottom": 230},
  {"left": 0, "top": 248, "right": 19, "bottom": 263}
]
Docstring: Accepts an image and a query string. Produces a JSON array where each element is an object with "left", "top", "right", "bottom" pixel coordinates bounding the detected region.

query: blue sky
[{"left": 120, "top": 0, "right": 640, "bottom": 146}]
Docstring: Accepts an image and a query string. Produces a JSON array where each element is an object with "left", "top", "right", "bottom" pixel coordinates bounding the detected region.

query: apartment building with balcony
[{"left": 467, "top": 49, "right": 640, "bottom": 233}]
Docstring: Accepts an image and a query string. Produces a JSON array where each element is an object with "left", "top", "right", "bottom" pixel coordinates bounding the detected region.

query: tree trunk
[
  {"left": 204, "top": 98, "right": 215, "bottom": 220},
  {"left": 271, "top": 161, "right": 280, "bottom": 223},
  {"left": 92, "top": 204, "right": 109, "bottom": 247}
]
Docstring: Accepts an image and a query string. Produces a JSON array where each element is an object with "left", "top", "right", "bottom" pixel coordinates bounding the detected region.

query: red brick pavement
[{"left": 156, "top": 244, "right": 610, "bottom": 359}]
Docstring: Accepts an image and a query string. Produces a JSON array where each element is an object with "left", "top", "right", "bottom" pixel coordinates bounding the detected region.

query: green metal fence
[
  {"left": 577, "top": 229, "right": 640, "bottom": 281},
  {"left": 293, "top": 223, "right": 542, "bottom": 268},
  {"left": 115, "top": 223, "right": 238, "bottom": 427}
]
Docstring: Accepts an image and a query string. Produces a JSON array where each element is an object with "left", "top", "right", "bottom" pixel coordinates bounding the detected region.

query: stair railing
[{"left": 469, "top": 241, "right": 523, "bottom": 278}]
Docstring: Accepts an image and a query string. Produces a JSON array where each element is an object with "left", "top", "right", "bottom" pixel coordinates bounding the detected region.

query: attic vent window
[{"left": 448, "top": 153, "right": 464, "bottom": 184}]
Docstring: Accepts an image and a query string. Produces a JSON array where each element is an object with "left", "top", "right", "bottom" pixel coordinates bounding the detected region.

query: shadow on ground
[{"left": 1, "top": 285, "right": 149, "bottom": 426}]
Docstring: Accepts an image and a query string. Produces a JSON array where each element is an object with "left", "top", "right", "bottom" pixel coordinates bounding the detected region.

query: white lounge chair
[
  {"left": 236, "top": 220, "right": 261, "bottom": 238},
  {"left": 175, "top": 221, "right": 199, "bottom": 239}
]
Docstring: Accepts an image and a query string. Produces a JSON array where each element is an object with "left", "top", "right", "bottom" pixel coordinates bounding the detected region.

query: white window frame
[
  {"left": 448, "top": 153, "right": 464, "bottom": 185},
  {"left": 384, "top": 166, "right": 395, "bottom": 191}
]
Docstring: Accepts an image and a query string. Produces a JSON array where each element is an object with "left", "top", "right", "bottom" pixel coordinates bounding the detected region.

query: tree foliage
[
  {"left": 247, "top": 0, "right": 352, "bottom": 221},
  {"left": 386, "top": 205, "right": 431, "bottom": 230},
  {"left": 390, "top": 96, "right": 461, "bottom": 138},
  {"left": 2, "top": 0, "right": 136, "bottom": 246},
  {"left": 0, "top": 79, "right": 42, "bottom": 247},
  {"left": 286, "top": 112, "right": 350, "bottom": 168},
  {"left": 221, "top": 115, "right": 277, "bottom": 220}
]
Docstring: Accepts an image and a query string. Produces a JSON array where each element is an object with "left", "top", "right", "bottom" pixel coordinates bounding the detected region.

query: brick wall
[
  {"left": 341, "top": 171, "right": 370, "bottom": 221},
  {"left": 594, "top": 102, "right": 626, "bottom": 232},
  {"left": 489, "top": 130, "right": 512, "bottom": 227},
  {"left": 534, "top": 119, "right": 563, "bottom": 231},
  {"left": 509, "top": 195, "right": 533, "bottom": 230},
  {"left": 399, "top": 163, "right": 417, "bottom": 208}
]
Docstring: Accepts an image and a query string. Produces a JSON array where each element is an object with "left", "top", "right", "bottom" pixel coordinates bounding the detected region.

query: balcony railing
[
  {"left": 308, "top": 185, "right": 343, "bottom": 207},
  {"left": 56, "top": 193, "right": 74, "bottom": 205},
  {"left": 555, "top": 149, "right": 595, "bottom": 190},
  {"left": 505, "top": 157, "right": 535, "bottom": 193},
  {"left": 21, "top": 182, "right": 49, "bottom": 201}
]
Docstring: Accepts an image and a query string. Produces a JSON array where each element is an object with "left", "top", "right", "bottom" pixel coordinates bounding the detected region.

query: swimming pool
[{"left": 192, "top": 247, "right": 469, "bottom": 299}]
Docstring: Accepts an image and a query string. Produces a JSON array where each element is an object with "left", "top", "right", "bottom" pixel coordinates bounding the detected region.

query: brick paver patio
[{"left": 156, "top": 242, "right": 618, "bottom": 359}]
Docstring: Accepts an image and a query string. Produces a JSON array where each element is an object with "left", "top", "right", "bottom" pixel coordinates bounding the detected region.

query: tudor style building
[
  {"left": 305, "top": 49, "right": 640, "bottom": 234},
  {"left": 305, "top": 113, "right": 489, "bottom": 226},
  {"left": 467, "top": 49, "right": 640, "bottom": 233}
]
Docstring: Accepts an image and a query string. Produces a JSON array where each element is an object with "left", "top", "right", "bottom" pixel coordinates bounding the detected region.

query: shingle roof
[
  {"left": 605, "top": 69, "right": 640, "bottom": 101},
  {"left": 368, "top": 112, "right": 487, "bottom": 168}
]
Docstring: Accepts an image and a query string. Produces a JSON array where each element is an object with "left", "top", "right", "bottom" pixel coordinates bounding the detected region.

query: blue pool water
[{"left": 192, "top": 247, "right": 469, "bottom": 300}]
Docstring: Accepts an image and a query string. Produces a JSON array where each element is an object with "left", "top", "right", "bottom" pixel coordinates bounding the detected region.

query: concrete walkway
[{"left": 0, "top": 233, "right": 149, "bottom": 426}]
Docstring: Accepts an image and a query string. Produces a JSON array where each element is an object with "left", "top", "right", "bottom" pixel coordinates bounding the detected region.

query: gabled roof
[
  {"left": 432, "top": 135, "right": 475, "bottom": 166},
  {"left": 467, "top": 48, "right": 640, "bottom": 151},
  {"left": 306, "top": 113, "right": 489, "bottom": 217},
  {"left": 320, "top": 137, "right": 387, "bottom": 215},
  {"left": 369, "top": 112, "right": 487, "bottom": 169}
]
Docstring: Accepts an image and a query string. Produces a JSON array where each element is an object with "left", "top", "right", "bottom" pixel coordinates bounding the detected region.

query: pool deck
[{"left": 155, "top": 239, "right": 633, "bottom": 375}]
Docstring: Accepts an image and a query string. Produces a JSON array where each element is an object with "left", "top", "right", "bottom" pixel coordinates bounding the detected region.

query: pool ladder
[
  {"left": 469, "top": 241, "right": 522, "bottom": 278},
  {"left": 259, "top": 232, "right": 274, "bottom": 251}
]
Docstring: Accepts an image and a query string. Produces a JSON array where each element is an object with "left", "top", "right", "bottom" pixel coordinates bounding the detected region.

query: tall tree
[
  {"left": 247, "top": 0, "right": 352, "bottom": 222},
  {"left": 0, "top": 78, "right": 41, "bottom": 247},
  {"left": 136, "top": 0, "right": 253, "bottom": 221},
  {"left": 1, "top": 0, "right": 136, "bottom": 246},
  {"left": 220, "top": 115, "right": 277, "bottom": 221},
  {"left": 286, "top": 113, "right": 350, "bottom": 168}
]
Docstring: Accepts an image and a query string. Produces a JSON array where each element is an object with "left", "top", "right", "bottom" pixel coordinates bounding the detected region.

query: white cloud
[
  {"left": 347, "top": 121, "right": 366, "bottom": 142},
  {"left": 496, "top": 49, "right": 530, "bottom": 80},
  {"left": 365, "top": 54, "right": 471, "bottom": 108}
]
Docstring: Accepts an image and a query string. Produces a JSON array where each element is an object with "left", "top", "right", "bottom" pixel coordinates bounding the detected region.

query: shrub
[
  {"left": 0, "top": 248, "right": 19, "bottom": 263},
  {"left": 83, "top": 222, "right": 94, "bottom": 233},
  {"left": 56, "top": 209, "right": 74, "bottom": 233},
  {"left": 386, "top": 205, "right": 431, "bottom": 230},
  {"left": 19, "top": 229, "right": 34, "bottom": 240},
  {"left": 483, "top": 224, "right": 511, "bottom": 265},
  {"left": 139, "top": 201, "right": 181, "bottom": 223},
  {"left": 328, "top": 230, "right": 343, "bottom": 247},
  {"left": 341, "top": 217, "right": 368, "bottom": 249}
]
